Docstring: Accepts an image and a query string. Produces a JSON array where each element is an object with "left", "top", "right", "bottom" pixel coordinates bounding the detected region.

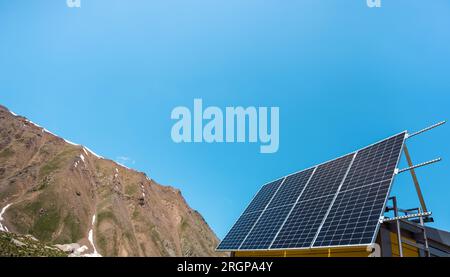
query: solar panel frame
[
  {"left": 367, "top": 132, "right": 406, "bottom": 246},
  {"left": 216, "top": 131, "right": 408, "bottom": 252}
]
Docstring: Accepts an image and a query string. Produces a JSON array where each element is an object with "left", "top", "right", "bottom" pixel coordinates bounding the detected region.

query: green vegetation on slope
[
  {"left": 0, "top": 231, "right": 67, "bottom": 257},
  {"left": 0, "top": 147, "right": 14, "bottom": 159},
  {"left": 39, "top": 146, "right": 79, "bottom": 178}
]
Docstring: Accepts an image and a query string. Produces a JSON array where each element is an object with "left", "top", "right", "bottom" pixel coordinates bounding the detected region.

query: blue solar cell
[
  {"left": 270, "top": 154, "right": 354, "bottom": 249},
  {"left": 313, "top": 133, "right": 406, "bottom": 247},
  {"left": 216, "top": 211, "right": 262, "bottom": 250},
  {"left": 299, "top": 154, "right": 354, "bottom": 200},
  {"left": 270, "top": 195, "right": 335, "bottom": 249},
  {"left": 240, "top": 204, "right": 293, "bottom": 250},
  {"left": 217, "top": 178, "right": 284, "bottom": 250},
  {"left": 313, "top": 180, "right": 392, "bottom": 247},
  {"left": 242, "top": 178, "right": 284, "bottom": 215},
  {"left": 339, "top": 133, "right": 405, "bottom": 192},
  {"left": 268, "top": 168, "right": 315, "bottom": 208}
]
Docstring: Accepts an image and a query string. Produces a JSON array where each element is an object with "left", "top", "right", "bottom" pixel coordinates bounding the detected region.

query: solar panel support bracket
[
  {"left": 397, "top": 158, "right": 441, "bottom": 174},
  {"left": 381, "top": 211, "right": 432, "bottom": 223},
  {"left": 406, "top": 120, "right": 446, "bottom": 139},
  {"left": 399, "top": 120, "right": 445, "bottom": 220},
  {"left": 382, "top": 200, "right": 432, "bottom": 257}
]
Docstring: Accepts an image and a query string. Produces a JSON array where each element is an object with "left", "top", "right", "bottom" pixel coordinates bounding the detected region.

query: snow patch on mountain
[
  {"left": 84, "top": 146, "right": 103, "bottom": 159},
  {"left": 6, "top": 108, "right": 105, "bottom": 161},
  {"left": 64, "top": 139, "right": 79, "bottom": 146},
  {"left": 87, "top": 214, "right": 101, "bottom": 257},
  {"left": 0, "top": 203, "right": 12, "bottom": 232},
  {"left": 116, "top": 162, "right": 130, "bottom": 170}
]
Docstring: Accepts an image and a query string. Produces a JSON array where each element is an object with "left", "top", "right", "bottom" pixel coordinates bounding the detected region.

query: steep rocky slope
[{"left": 0, "top": 104, "right": 221, "bottom": 257}]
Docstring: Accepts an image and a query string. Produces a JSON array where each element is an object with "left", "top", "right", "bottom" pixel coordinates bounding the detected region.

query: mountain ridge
[{"left": 0, "top": 104, "right": 222, "bottom": 257}]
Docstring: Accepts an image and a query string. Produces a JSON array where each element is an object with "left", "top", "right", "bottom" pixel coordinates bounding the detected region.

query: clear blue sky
[{"left": 0, "top": 1, "right": 449, "bottom": 239}]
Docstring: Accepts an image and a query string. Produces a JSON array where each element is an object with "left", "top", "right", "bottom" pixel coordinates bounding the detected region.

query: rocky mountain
[{"left": 0, "top": 104, "right": 221, "bottom": 257}]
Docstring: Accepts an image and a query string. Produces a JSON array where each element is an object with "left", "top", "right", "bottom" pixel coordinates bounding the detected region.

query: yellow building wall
[
  {"left": 234, "top": 246, "right": 371, "bottom": 257},
  {"left": 390, "top": 233, "right": 419, "bottom": 257},
  {"left": 232, "top": 231, "right": 421, "bottom": 257},
  {"left": 234, "top": 234, "right": 420, "bottom": 257}
]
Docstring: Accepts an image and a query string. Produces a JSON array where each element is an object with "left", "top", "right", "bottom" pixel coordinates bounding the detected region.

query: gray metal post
[
  {"left": 402, "top": 145, "right": 428, "bottom": 213},
  {"left": 392, "top": 197, "right": 403, "bottom": 257},
  {"left": 418, "top": 208, "right": 431, "bottom": 257}
]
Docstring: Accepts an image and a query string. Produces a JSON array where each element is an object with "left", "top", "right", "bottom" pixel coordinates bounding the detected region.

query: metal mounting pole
[
  {"left": 402, "top": 144, "right": 428, "bottom": 213},
  {"left": 391, "top": 197, "right": 403, "bottom": 257},
  {"left": 407, "top": 121, "right": 446, "bottom": 139},
  {"left": 398, "top": 158, "right": 441, "bottom": 174},
  {"left": 418, "top": 208, "right": 431, "bottom": 257}
]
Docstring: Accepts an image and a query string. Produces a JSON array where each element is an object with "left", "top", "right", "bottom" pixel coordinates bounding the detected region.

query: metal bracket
[
  {"left": 398, "top": 158, "right": 441, "bottom": 174},
  {"left": 382, "top": 212, "right": 432, "bottom": 223},
  {"left": 407, "top": 121, "right": 446, "bottom": 139}
]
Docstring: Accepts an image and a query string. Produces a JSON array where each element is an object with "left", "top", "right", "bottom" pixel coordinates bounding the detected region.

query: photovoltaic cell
[
  {"left": 270, "top": 154, "right": 355, "bottom": 249},
  {"left": 216, "top": 211, "right": 262, "bottom": 250},
  {"left": 238, "top": 167, "right": 315, "bottom": 250},
  {"left": 339, "top": 133, "right": 404, "bottom": 192},
  {"left": 313, "top": 133, "right": 405, "bottom": 247},
  {"left": 242, "top": 178, "right": 283, "bottom": 215},
  {"left": 299, "top": 154, "right": 355, "bottom": 200},
  {"left": 240, "top": 204, "right": 293, "bottom": 250},
  {"left": 268, "top": 168, "right": 315, "bottom": 208},
  {"left": 313, "top": 180, "right": 392, "bottom": 247},
  {"left": 217, "top": 178, "right": 284, "bottom": 250},
  {"left": 270, "top": 195, "right": 335, "bottom": 249}
]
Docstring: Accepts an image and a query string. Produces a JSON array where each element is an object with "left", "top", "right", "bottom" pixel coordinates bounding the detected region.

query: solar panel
[
  {"left": 312, "top": 133, "right": 405, "bottom": 247},
  {"left": 216, "top": 178, "right": 284, "bottom": 250},
  {"left": 297, "top": 154, "right": 355, "bottom": 200},
  {"left": 313, "top": 180, "right": 391, "bottom": 247},
  {"left": 240, "top": 204, "right": 293, "bottom": 250},
  {"left": 339, "top": 133, "right": 404, "bottom": 192},
  {"left": 237, "top": 168, "right": 315, "bottom": 250},
  {"left": 268, "top": 168, "right": 315, "bottom": 208},
  {"left": 270, "top": 154, "right": 355, "bottom": 249},
  {"left": 270, "top": 195, "right": 335, "bottom": 249},
  {"left": 216, "top": 211, "right": 262, "bottom": 250},
  {"left": 241, "top": 178, "right": 284, "bottom": 215},
  {"left": 217, "top": 132, "right": 407, "bottom": 251}
]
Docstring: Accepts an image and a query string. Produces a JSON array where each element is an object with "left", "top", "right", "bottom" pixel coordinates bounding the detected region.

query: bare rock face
[{"left": 0, "top": 105, "right": 222, "bottom": 257}]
